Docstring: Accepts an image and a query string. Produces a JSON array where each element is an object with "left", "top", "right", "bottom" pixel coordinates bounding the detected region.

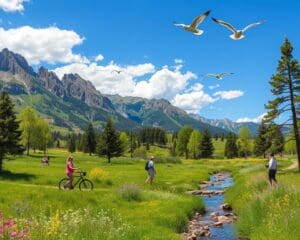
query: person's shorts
[
  {"left": 268, "top": 169, "right": 276, "bottom": 180},
  {"left": 148, "top": 168, "right": 155, "bottom": 178}
]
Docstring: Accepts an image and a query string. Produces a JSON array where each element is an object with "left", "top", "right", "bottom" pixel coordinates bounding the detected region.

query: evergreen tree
[
  {"left": 176, "top": 125, "right": 193, "bottom": 159},
  {"left": 0, "top": 92, "right": 23, "bottom": 172},
  {"left": 56, "top": 140, "right": 60, "bottom": 148},
  {"left": 253, "top": 121, "right": 270, "bottom": 158},
  {"left": 265, "top": 38, "right": 300, "bottom": 171},
  {"left": 170, "top": 139, "right": 177, "bottom": 156},
  {"left": 238, "top": 126, "right": 252, "bottom": 158},
  {"left": 97, "top": 118, "right": 122, "bottom": 163},
  {"left": 68, "top": 133, "right": 77, "bottom": 153},
  {"left": 187, "top": 130, "right": 202, "bottom": 159},
  {"left": 267, "top": 124, "right": 285, "bottom": 155},
  {"left": 19, "top": 107, "right": 37, "bottom": 155},
  {"left": 200, "top": 130, "right": 214, "bottom": 158},
  {"left": 84, "top": 122, "right": 96, "bottom": 156},
  {"left": 224, "top": 133, "right": 238, "bottom": 159}
]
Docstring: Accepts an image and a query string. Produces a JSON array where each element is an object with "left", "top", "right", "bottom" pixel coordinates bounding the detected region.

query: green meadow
[{"left": 0, "top": 146, "right": 299, "bottom": 240}]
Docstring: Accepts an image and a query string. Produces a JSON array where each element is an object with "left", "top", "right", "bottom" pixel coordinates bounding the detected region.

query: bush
[
  {"left": 89, "top": 168, "right": 109, "bottom": 183},
  {"left": 133, "top": 146, "right": 147, "bottom": 159},
  {"left": 154, "top": 156, "right": 182, "bottom": 164},
  {"left": 117, "top": 184, "right": 143, "bottom": 201}
]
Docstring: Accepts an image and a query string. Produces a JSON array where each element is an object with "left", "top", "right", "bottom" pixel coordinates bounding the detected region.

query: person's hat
[{"left": 150, "top": 156, "right": 155, "bottom": 159}]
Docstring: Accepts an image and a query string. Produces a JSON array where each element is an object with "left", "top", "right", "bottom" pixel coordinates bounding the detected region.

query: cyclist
[{"left": 65, "top": 156, "right": 80, "bottom": 189}]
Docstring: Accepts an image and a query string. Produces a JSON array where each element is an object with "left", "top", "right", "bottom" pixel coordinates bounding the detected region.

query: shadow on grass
[{"left": 0, "top": 170, "right": 36, "bottom": 181}]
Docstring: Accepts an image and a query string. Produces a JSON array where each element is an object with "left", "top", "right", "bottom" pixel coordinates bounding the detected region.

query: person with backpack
[
  {"left": 268, "top": 153, "right": 279, "bottom": 188},
  {"left": 145, "top": 156, "right": 156, "bottom": 184}
]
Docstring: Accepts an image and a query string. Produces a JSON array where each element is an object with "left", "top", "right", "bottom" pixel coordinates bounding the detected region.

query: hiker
[
  {"left": 145, "top": 156, "right": 156, "bottom": 184},
  {"left": 65, "top": 156, "right": 80, "bottom": 189},
  {"left": 268, "top": 153, "right": 279, "bottom": 188}
]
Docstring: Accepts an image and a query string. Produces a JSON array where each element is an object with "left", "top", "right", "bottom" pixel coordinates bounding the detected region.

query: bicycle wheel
[
  {"left": 79, "top": 179, "right": 93, "bottom": 191},
  {"left": 58, "top": 178, "right": 69, "bottom": 190}
]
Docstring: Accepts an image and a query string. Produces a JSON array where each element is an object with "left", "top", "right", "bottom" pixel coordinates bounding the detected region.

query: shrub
[
  {"left": 117, "top": 184, "right": 143, "bottom": 201},
  {"left": 89, "top": 168, "right": 109, "bottom": 183},
  {"left": 154, "top": 156, "right": 182, "bottom": 164},
  {"left": 133, "top": 146, "right": 147, "bottom": 159}
]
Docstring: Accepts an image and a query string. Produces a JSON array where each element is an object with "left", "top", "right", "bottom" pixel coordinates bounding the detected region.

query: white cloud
[
  {"left": 208, "top": 84, "right": 220, "bottom": 90},
  {"left": 236, "top": 113, "right": 267, "bottom": 123},
  {"left": 213, "top": 90, "right": 244, "bottom": 100},
  {"left": 172, "top": 83, "right": 215, "bottom": 114},
  {"left": 94, "top": 54, "right": 104, "bottom": 62},
  {"left": 0, "top": 0, "right": 28, "bottom": 12},
  {"left": 0, "top": 26, "right": 86, "bottom": 64}
]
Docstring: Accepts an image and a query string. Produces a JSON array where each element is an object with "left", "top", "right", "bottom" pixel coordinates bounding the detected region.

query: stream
[
  {"left": 201, "top": 173, "right": 235, "bottom": 239},
  {"left": 183, "top": 172, "right": 236, "bottom": 240}
]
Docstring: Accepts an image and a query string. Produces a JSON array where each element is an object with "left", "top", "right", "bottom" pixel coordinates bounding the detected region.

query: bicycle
[{"left": 58, "top": 171, "right": 94, "bottom": 191}]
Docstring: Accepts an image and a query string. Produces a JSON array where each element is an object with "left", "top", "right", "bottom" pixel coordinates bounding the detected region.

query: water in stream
[{"left": 201, "top": 173, "right": 236, "bottom": 240}]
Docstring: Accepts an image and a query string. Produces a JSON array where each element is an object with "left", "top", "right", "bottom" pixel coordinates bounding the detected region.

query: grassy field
[{"left": 0, "top": 147, "right": 299, "bottom": 240}]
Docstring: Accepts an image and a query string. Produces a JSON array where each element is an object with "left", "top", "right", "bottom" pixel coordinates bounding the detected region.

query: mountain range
[{"left": 0, "top": 48, "right": 260, "bottom": 135}]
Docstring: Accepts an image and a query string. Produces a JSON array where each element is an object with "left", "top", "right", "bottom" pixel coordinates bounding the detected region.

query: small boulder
[{"left": 220, "top": 203, "right": 232, "bottom": 211}]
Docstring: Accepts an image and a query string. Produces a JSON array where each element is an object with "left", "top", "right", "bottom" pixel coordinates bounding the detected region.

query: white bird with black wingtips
[
  {"left": 212, "top": 17, "right": 267, "bottom": 40},
  {"left": 174, "top": 10, "right": 211, "bottom": 35}
]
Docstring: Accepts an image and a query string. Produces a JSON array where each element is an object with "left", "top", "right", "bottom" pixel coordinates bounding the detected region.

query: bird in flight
[
  {"left": 174, "top": 10, "right": 211, "bottom": 35},
  {"left": 211, "top": 18, "right": 267, "bottom": 40},
  {"left": 204, "top": 72, "right": 234, "bottom": 80},
  {"left": 111, "top": 70, "right": 123, "bottom": 74}
]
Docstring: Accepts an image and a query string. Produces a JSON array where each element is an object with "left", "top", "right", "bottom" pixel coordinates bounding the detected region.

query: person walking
[
  {"left": 145, "top": 156, "right": 156, "bottom": 184},
  {"left": 268, "top": 153, "right": 279, "bottom": 188}
]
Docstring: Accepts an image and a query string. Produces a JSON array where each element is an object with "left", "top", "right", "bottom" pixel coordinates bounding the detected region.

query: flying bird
[
  {"left": 211, "top": 17, "right": 267, "bottom": 40},
  {"left": 174, "top": 10, "right": 211, "bottom": 35},
  {"left": 111, "top": 70, "right": 123, "bottom": 74},
  {"left": 204, "top": 72, "right": 234, "bottom": 80}
]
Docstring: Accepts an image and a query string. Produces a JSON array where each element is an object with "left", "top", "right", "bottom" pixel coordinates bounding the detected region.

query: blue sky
[{"left": 0, "top": 0, "right": 299, "bottom": 122}]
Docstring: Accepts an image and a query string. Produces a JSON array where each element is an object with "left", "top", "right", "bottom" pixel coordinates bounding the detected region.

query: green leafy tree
[
  {"left": 19, "top": 107, "right": 38, "bottom": 155},
  {"left": 187, "top": 130, "right": 202, "bottom": 159},
  {"left": 84, "top": 122, "right": 96, "bottom": 156},
  {"left": 176, "top": 125, "right": 193, "bottom": 159},
  {"left": 0, "top": 92, "right": 23, "bottom": 172},
  {"left": 119, "top": 132, "right": 129, "bottom": 155},
  {"left": 224, "top": 133, "right": 238, "bottom": 159},
  {"left": 285, "top": 133, "right": 297, "bottom": 155},
  {"left": 200, "top": 130, "right": 214, "bottom": 158},
  {"left": 238, "top": 126, "right": 252, "bottom": 158},
  {"left": 97, "top": 118, "right": 122, "bottom": 163},
  {"left": 253, "top": 121, "right": 270, "bottom": 158},
  {"left": 32, "top": 119, "right": 51, "bottom": 154},
  {"left": 265, "top": 38, "right": 300, "bottom": 171}
]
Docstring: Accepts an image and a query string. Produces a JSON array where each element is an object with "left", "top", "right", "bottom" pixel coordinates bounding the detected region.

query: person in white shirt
[
  {"left": 145, "top": 156, "right": 156, "bottom": 184},
  {"left": 268, "top": 153, "right": 279, "bottom": 188}
]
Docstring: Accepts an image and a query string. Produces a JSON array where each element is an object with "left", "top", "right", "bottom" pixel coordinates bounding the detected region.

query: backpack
[{"left": 145, "top": 160, "right": 150, "bottom": 171}]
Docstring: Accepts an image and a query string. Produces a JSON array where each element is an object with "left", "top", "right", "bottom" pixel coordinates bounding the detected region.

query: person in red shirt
[{"left": 65, "top": 156, "right": 79, "bottom": 189}]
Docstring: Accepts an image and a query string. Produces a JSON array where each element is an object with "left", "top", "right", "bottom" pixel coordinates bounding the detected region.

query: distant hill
[{"left": 0, "top": 48, "right": 228, "bottom": 134}]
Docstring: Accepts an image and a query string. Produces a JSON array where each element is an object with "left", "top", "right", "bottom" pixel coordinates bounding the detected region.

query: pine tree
[
  {"left": 97, "top": 118, "right": 122, "bottom": 163},
  {"left": 176, "top": 125, "right": 193, "bottom": 159},
  {"left": 265, "top": 38, "right": 300, "bottom": 171},
  {"left": 84, "top": 122, "right": 96, "bottom": 156},
  {"left": 253, "top": 121, "right": 270, "bottom": 158},
  {"left": 224, "top": 133, "right": 238, "bottom": 159},
  {"left": 187, "top": 130, "right": 202, "bottom": 159},
  {"left": 0, "top": 92, "right": 23, "bottom": 172},
  {"left": 200, "top": 130, "right": 214, "bottom": 158},
  {"left": 68, "top": 133, "right": 77, "bottom": 153},
  {"left": 266, "top": 124, "right": 285, "bottom": 155},
  {"left": 238, "top": 126, "right": 252, "bottom": 158}
]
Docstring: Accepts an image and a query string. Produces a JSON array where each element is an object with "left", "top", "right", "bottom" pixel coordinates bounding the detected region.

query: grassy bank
[{"left": 225, "top": 158, "right": 300, "bottom": 240}]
